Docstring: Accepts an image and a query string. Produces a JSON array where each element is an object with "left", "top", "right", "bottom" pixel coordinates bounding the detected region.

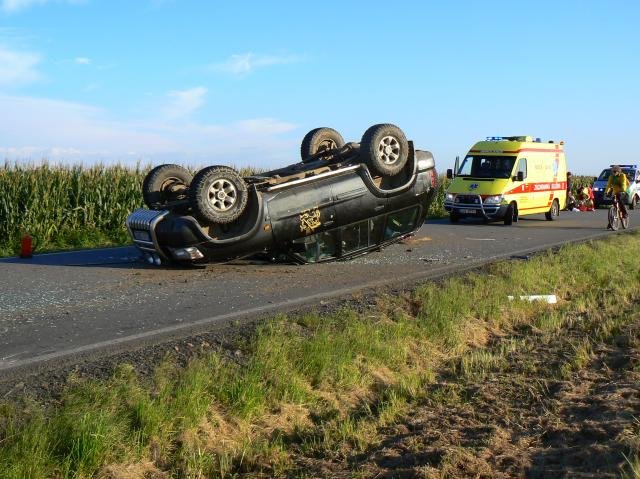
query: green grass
[
  {"left": 426, "top": 173, "right": 452, "bottom": 219},
  {"left": 1, "top": 211, "right": 638, "bottom": 478}
]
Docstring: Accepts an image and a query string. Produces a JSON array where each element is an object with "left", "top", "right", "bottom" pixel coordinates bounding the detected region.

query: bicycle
[{"left": 607, "top": 192, "right": 629, "bottom": 231}]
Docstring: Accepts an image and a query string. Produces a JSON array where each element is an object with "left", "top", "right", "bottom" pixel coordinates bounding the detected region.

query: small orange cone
[{"left": 20, "top": 235, "right": 33, "bottom": 258}]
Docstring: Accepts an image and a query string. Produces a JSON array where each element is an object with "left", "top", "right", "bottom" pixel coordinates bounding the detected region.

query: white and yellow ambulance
[{"left": 444, "top": 136, "right": 567, "bottom": 225}]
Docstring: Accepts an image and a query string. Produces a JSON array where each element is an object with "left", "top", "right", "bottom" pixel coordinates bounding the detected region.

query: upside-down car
[{"left": 126, "top": 123, "right": 438, "bottom": 265}]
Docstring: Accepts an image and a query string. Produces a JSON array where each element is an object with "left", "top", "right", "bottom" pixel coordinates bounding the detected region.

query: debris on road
[{"left": 508, "top": 294, "right": 557, "bottom": 304}]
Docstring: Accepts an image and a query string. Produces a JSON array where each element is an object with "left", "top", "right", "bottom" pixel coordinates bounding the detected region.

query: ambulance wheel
[
  {"left": 504, "top": 202, "right": 517, "bottom": 225},
  {"left": 361, "top": 123, "right": 409, "bottom": 177},
  {"left": 630, "top": 195, "right": 637, "bottom": 210},
  {"left": 545, "top": 199, "right": 560, "bottom": 220},
  {"left": 449, "top": 211, "right": 460, "bottom": 223}
]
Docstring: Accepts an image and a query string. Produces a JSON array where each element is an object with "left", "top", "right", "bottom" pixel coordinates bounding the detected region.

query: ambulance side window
[
  {"left": 516, "top": 159, "right": 527, "bottom": 179},
  {"left": 457, "top": 157, "right": 473, "bottom": 176}
]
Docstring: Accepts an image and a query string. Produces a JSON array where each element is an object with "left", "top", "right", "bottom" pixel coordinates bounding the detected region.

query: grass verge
[{"left": 1, "top": 233, "right": 639, "bottom": 477}]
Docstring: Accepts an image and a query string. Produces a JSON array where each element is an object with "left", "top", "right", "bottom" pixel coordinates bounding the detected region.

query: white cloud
[
  {"left": 2, "top": 0, "right": 46, "bottom": 12},
  {"left": 0, "top": 44, "right": 40, "bottom": 87},
  {"left": 237, "top": 118, "right": 300, "bottom": 136},
  {"left": 0, "top": 93, "right": 299, "bottom": 168},
  {"left": 1, "top": 0, "right": 84, "bottom": 13},
  {"left": 0, "top": 94, "right": 175, "bottom": 157},
  {"left": 214, "top": 53, "right": 300, "bottom": 76},
  {"left": 74, "top": 56, "right": 90, "bottom": 64},
  {"left": 163, "top": 86, "right": 207, "bottom": 120}
]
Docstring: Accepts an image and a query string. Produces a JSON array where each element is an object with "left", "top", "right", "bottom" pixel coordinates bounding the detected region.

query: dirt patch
[
  {"left": 97, "top": 461, "right": 167, "bottom": 479},
  {"left": 290, "top": 314, "right": 640, "bottom": 478}
]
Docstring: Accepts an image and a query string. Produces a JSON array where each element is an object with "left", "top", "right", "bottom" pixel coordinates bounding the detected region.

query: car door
[
  {"left": 514, "top": 158, "right": 532, "bottom": 208},
  {"left": 268, "top": 179, "right": 335, "bottom": 243},
  {"left": 330, "top": 171, "right": 386, "bottom": 227}
]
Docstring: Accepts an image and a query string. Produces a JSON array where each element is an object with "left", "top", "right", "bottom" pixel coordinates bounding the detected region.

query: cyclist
[{"left": 606, "top": 165, "right": 630, "bottom": 228}]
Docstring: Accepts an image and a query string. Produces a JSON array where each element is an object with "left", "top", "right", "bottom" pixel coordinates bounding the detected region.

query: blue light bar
[{"left": 486, "top": 136, "right": 506, "bottom": 141}]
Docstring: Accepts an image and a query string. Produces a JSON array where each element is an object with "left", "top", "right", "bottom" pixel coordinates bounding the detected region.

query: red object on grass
[{"left": 20, "top": 235, "right": 33, "bottom": 258}]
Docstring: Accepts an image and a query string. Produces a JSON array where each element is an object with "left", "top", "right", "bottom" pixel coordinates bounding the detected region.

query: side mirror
[
  {"left": 593, "top": 177, "right": 597, "bottom": 182},
  {"left": 516, "top": 171, "right": 524, "bottom": 182},
  {"left": 446, "top": 168, "right": 453, "bottom": 179}
]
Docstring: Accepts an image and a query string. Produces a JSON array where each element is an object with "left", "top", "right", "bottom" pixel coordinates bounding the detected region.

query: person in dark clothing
[{"left": 566, "top": 172, "right": 576, "bottom": 210}]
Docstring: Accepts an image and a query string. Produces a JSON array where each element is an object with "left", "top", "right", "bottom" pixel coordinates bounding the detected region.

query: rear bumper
[
  {"left": 126, "top": 209, "right": 209, "bottom": 264},
  {"left": 126, "top": 209, "right": 171, "bottom": 261}
]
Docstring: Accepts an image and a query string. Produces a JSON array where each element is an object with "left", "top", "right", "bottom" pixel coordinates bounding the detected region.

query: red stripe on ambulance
[{"left": 503, "top": 181, "right": 566, "bottom": 195}]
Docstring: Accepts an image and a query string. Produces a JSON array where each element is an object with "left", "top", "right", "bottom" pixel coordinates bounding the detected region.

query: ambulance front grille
[{"left": 455, "top": 195, "right": 482, "bottom": 205}]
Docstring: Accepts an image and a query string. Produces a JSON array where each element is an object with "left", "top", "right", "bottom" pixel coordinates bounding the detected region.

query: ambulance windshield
[{"left": 457, "top": 155, "right": 517, "bottom": 179}]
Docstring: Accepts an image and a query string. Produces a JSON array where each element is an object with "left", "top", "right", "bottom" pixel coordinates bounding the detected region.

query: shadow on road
[
  {"left": 0, "top": 246, "right": 282, "bottom": 270},
  {"left": 0, "top": 246, "right": 146, "bottom": 269}
]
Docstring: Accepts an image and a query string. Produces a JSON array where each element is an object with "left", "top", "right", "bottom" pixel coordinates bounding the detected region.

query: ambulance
[{"left": 444, "top": 136, "right": 567, "bottom": 225}]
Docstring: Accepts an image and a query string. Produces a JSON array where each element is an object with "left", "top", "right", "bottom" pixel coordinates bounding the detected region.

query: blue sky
[{"left": 0, "top": 0, "right": 638, "bottom": 174}]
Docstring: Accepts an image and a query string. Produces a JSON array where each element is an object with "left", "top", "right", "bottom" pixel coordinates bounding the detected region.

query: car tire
[
  {"left": 545, "top": 199, "right": 560, "bottom": 220},
  {"left": 449, "top": 211, "right": 460, "bottom": 223},
  {"left": 189, "top": 166, "right": 248, "bottom": 224},
  {"left": 504, "top": 202, "right": 516, "bottom": 225},
  {"left": 630, "top": 195, "right": 637, "bottom": 210},
  {"left": 142, "top": 164, "right": 193, "bottom": 210},
  {"left": 594, "top": 201, "right": 600, "bottom": 209},
  {"left": 361, "top": 123, "right": 409, "bottom": 177},
  {"left": 300, "top": 127, "right": 345, "bottom": 163}
]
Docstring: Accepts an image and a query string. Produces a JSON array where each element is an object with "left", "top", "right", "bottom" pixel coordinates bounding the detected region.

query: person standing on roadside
[
  {"left": 606, "top": 165, "right": 630, "bottom": 227},
  {"left": 566, "top": 172, "right": 576, "bottom": 210}
]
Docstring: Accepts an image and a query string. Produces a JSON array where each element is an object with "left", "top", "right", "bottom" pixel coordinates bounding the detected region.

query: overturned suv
[{"left": 126, "top": 123, "right": 438, "bottom": 265}]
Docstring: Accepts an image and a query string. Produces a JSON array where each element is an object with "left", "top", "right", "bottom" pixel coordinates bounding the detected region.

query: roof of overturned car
[{"left": 126, "top": 123, "right": 438, "bottom": 265}]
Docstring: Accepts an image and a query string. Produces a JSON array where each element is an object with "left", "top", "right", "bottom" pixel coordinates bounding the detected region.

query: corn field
[
  {"left": 0, "top": 162, "right": 595, "bottom": 257},
  {"left": 0, "top": 162, "right": 147, "bottom": 256}
]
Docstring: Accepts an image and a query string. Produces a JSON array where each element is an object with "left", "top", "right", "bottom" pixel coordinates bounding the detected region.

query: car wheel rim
[
  {"left": 207, "top": 179, "right": 237, "bottom": 212},
  {"left": 160, "top": 177, "right": 186, "bottom": 195},
  {"left": 377, "top": 135, "right": 401, "bottom": 165}
]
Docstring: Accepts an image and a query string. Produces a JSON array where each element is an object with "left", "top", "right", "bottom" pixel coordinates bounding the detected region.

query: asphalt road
[{"left": 0, "top": 209, "right": 636, "bottom": 375}]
